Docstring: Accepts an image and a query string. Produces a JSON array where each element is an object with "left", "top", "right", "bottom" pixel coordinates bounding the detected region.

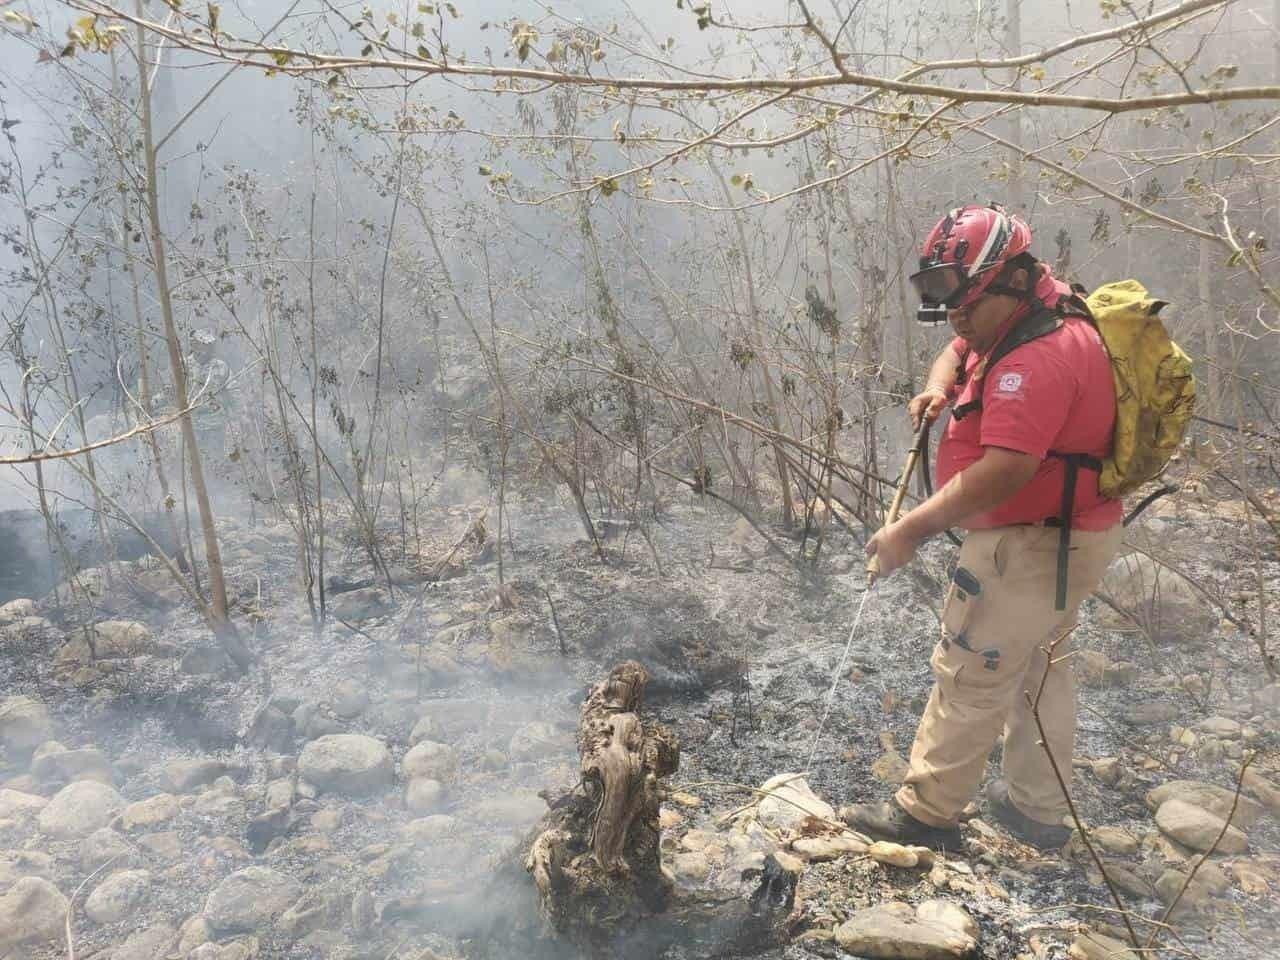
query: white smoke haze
[{"left": 0, "top": 1, "right": 1278, "bottom": 959}]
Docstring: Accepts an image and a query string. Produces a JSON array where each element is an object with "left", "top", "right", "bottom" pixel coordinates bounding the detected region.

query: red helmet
[{"left": 910, "top": 204, "right": 1032, "bottom": 314}]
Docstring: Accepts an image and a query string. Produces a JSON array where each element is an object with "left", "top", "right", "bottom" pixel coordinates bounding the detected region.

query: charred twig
[
  {"left": 1027, "top": 631, "right": 1141, "bottom": 950},
  {"left": 544, "top": 586, "right": 567, "bottom": 656}
]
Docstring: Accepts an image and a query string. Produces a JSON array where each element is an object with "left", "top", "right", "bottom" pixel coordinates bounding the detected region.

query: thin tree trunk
[{"left": 133, "top": 6, "right": 247, "bottom": 667}]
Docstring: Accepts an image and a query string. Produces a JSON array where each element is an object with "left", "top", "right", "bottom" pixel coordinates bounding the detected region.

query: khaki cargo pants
[{"left": 895, "top": 523, "right": 1123, "bottom": 828}]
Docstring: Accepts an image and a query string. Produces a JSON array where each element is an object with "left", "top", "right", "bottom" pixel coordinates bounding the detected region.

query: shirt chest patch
[{"left": 995, "top": 371, "right": 1026, "bottom": 395}]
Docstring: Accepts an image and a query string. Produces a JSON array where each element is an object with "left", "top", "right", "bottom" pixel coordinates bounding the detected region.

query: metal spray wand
[{"left": 805, "top": 415, "right": 932, "bottom": 771}]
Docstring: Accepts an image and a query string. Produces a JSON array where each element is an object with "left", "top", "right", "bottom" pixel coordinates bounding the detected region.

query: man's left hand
[{"left": 865, "top": 520, "right": 921, "bottom": 578}]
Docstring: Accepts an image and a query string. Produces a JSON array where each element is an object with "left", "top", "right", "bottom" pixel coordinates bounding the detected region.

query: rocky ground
[{"left": 0, "top": 479, "right": 1278, "bottom": 960}]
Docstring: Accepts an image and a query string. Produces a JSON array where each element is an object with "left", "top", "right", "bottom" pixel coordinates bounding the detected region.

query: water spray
[{"left": 805, "top": 416, "right": 931, "bottom": 771}]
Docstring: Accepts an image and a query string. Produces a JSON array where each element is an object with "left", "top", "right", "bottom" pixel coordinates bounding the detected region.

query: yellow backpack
[{"left": 1084, "top": 280, "right": 1197, "bottom": 498}]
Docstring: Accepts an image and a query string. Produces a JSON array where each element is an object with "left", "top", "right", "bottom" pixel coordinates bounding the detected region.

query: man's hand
[
  {"left": 865, "top": 519, "right": 922, "bottom": 579},
  {"left": 908, "top": 385, "right": 948, "bottom": 428}
]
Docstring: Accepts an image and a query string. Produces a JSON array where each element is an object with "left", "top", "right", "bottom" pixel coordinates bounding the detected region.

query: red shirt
[{"left": 936, "top": 271, "right": 1123, "bottom": 531}]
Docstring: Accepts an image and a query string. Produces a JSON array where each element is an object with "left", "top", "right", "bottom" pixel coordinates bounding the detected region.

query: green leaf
[
  {"left": 598, "top": 177, "right": 618, "bottom": 197},
  {"left": 729, "top": 173, "right": 742, "bottom": 186},
  {"left": 416, "top": 44, "right": 431, "bottom": 59},
  {"left": 360, "top": 43, "right": 373, "bottom": 56},
  {"left": 478, "top": 164, "right": 492, "bottom": 176}
]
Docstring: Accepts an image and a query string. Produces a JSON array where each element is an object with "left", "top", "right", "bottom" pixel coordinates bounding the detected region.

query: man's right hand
[{"left": 908, "top": 386, "right": 948, "bottom": 428}]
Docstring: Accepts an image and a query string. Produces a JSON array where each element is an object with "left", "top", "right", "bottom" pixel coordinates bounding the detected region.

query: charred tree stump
[{"left": 522, "top": 660, "right": 802, "bottom": 958}]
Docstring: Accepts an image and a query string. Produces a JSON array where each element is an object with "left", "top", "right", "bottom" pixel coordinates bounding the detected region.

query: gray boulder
[
  {"left": 0, "top": 694, "right": 54, "bottom": 754},
  {"left": 0, "top": 876, "right": 68, "bottom": 953},
  {"left": 1154, "top": 799, "right": 1248, "bottom": 854},
  {"left": 37, "top": 779, "right": 126, "bottom": 839},
  {"left": 203, "top": 866, "right": 302, "bottom": 936},
  {"left": 85, "top": 868, "right": 153, "bottom": 924},
  {"left": 298, "top": 734, "right": 393, "bottom": 796},
  {"left": 835, "top": 901, "right": 977, "bottom": 959},
  {"left": 106, "top": 921, "right": 178, "bottom": 960},
  {"left": 402, "top": 740, "right": 458, "bottom": 783}
]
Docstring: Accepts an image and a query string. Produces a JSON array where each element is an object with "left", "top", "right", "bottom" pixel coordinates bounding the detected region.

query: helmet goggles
[{"left": 909, "top": 263, "right": 978, "bottom": 311}]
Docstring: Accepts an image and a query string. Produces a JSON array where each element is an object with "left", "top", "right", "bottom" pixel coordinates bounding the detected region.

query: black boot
[
  {"left": 985, "top": 779, "right": 1071, "bottom": 850},
  {"left": 839, "top": 800, "right": 963, "bottom": 851}
]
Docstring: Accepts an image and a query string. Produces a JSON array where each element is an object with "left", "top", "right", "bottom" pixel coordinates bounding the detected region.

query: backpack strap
[
  {"left": 952, "top": 302, "right": 1063, "bottom": 421},
  {"left": 1045, "top": 452, "right": 1103, "bottom": 611}
]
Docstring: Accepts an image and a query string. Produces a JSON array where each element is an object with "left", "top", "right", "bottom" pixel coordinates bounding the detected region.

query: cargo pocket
[
  {"left": 940, "top": 566, "right": 982, "bottom": 654},
  {"left": 940, "top": 565, "right": 1005, "bottom": 701}
]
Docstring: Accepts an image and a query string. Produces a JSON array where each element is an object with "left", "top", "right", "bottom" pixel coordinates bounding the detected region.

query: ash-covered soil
[{"left": 1, "top": 481, "right": 1278, "bottom": 960}]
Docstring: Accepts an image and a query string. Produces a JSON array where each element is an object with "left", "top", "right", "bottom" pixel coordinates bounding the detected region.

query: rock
[
  {"left": 405, "top": 777, "right": 447, "bottom": 814},
  {"left": 162, "top": 759, "right": 227, "bottom": 793},
  {"left": 834, "top": 901, "right": 977, "bottom": 959},
  {"left": 756, "top": 774, "right": 835, "bottom": 831},
  {"left": 119, "top": 793, "right": 179, "bottom": 831},
  {"left": 85, "top": 868, "right": 152, "bottom": 924},
  {"left": 292, "top": 701, "right": 343, "bottom": 741},
  {"left": 1094, "top": 860, "right": 1156, "bottom": 900},
  {"left": 1092, "top": 826, "right": 1139, "bottom": 855},
  {"left": 96, "top": 619, "right": 158, "bottom": 657},
  {"left": 1241, "top": 769, "right": 1280, "bottom": 814},
  {"left": 1099, "top": 554, "right": 1216, "bottom": 645},
  {"left": 1154, "top": 799, "right": 1248, "bottom": 854},
  {"left": 298, "top": 734, "right": 393, "bottom": 797},
  {"left": 1251, "top": 683, "right": 1280, "bottom": 715},
  {"left": 408, "top": 714, "right": 435, "bottom": 745},
  {"left": 311, "top": 808, "right": 343, "bottom": 833},
  {"left": 869, "top": 841, "right": 921, "bottom": 868},
  {"left": 204, "top": 866, "right": 303, "bottom": 935},
  {"left": 792, "top": 834, "right": 869, "bottom": 861},
  {"left": 0, "top": 848, "right": 54, "bottom": 886},
  {"left": 1091, "top": 758, "right": 1125, "bottom": 786},
  {"left": 412, "top": 698, "right": 491, "bottom": 742},
  {"left": 37, "top": 779, "right": 126, "bottom": 839},
  {"left": 916, "top": 900, "right": 979, "bottom": 940},
  {"left": 0, "top": 694, "right": 54, "bottom": 754},
  {"left": 277, "top": 886, "right": 345, "bottom": 941},
  {"left": 265, "top": 777, "right": 295, "bottom": 811},
  {"left": 1155, "top": 864, "right": 1230, "bottom": 913},
  {"left": 0, "top": 598, "right": 37, "bottom": 621},
  {"left": 402, "top": 741, "right": 458, "bottom": 783},
  {"left": 82, "top": 826, "right": 135, "bottom": 872},
  {"left": 508, "top": 721, "right": 568, "bottom": 761},
  {"left": 670, "top": 851, "right": 711, "bottom": 883},
  {"left": 470, "top": 788, "right": 546, "bottom": 827},
  {"left": 30, "top": 741, "right": 114, "bottom": 785},
  {"left": 1069, "top": 931, "right": 1139, "bottom": 960},
  {"left": 1146, "top": 780, "right": 1264, "bottom": 828},
  {"left": 1076, "top": 649, "right": 1135, "bottom": 687},
  {"left": 1122, "top": 701, "right": 1180, "bottom": 726},
  {"left": 181, "top": 644, "right": 235, "bottom": 676},
  {"left": 0, "top": 876, "right": 68, "bottom": 953},
  {"left": 329, "top": 679, "right": 370, "bottom": 719},
  {"left": 330, "top": 586, "right": 391, "bottom": 622},
  {"left": 1195, "top": 716, "right": 1242, "bottom": 739},
  {"left": 0, "top": 787, "right": 46, "bottom": 820},
  {"left": 176, "top": 915, "right": 213, "bottom": 954},
  {"left": 107, "top": 921, "right": 178, "bottom": 960},
  {"left": 138, "top": 831, "right": 183, "bottom": 862},
  {"left": 1229, "top": 858, "right": 1273, "bottom": 894},
  {"left": 871, "top": 750, "right": 910, "bottom": 784},
  {"left": 245, "top": 704, "right": 294, "bottom": 752},
  {"left": 403, "top": 815, "right": 458, "bottom": 845}
]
